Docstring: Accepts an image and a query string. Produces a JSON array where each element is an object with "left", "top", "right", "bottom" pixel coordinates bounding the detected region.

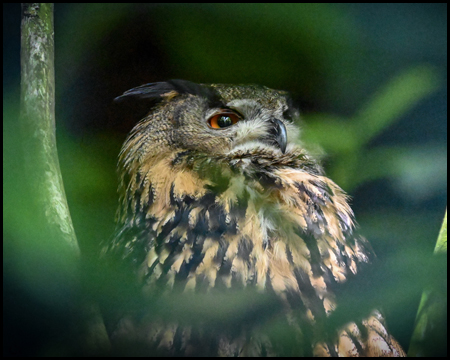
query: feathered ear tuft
[
  {"left": 114, "top": 79, "right": 220, "bottom": 104},
  {"left": 114, "top": 81, "right": 224, "bottom": 124}
]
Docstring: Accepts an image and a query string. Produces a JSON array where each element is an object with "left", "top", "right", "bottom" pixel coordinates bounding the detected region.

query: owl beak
[{"left": 268, "top": 118, "right": 287, "bottom": 154}]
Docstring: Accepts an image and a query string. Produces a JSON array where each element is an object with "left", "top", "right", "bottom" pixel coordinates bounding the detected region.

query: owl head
[
  {"left": 115, "top": 80, "right": 302, "bottom": 165},
  {"left": 114, "top": 80, "right": 323, "bottom": 225}
]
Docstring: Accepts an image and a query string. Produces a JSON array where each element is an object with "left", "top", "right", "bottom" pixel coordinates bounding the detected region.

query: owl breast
[{"left": 112, "top": 146, "right": 361, "bottom": 299}]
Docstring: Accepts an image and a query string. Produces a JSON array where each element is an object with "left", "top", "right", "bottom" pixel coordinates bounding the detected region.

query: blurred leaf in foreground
[{"left": 408, "top": 210, "right": 447, "bottom": 357}]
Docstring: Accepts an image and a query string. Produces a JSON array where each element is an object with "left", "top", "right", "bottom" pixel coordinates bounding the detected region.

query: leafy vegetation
[{"left": 4, "top": 3, "right": 446, "bottom": 356}]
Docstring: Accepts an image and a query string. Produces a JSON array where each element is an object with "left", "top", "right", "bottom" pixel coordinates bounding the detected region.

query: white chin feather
[{"left": 229, "top": 141, "right": 283, "bottom": 155}]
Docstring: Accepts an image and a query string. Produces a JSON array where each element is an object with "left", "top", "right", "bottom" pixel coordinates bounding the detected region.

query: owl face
[{"left": 116, "top": 80, "right": 300, "bottom": 163}]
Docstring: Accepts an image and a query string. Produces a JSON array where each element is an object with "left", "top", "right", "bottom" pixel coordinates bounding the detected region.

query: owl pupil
[{"left": 218, "top": 116, "right": 232, "bottom": 128}]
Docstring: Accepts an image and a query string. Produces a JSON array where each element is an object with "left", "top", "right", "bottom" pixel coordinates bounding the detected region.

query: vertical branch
[
  {"left": 20, "top": 3, "right": 79, "bottom": 254},
  {"left": 19, "top": 4, "right": 110, "bottom": 353}
]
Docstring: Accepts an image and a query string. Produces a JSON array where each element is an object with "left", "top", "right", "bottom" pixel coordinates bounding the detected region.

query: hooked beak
[{"left": 267, "top": 118, "right": 287, "bottom": 153}]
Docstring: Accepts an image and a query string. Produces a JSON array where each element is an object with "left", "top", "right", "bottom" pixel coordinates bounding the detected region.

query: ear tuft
[{"left": 114, "top": 79, "right": 219, "bottom": 104}]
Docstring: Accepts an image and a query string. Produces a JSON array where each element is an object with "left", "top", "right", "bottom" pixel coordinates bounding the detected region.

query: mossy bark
[{"left": 20, "top": 3, "right": 79, "bottom": 254}]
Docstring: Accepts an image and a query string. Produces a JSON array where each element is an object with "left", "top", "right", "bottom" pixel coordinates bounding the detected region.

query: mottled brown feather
[{"left": 104, "top": 80, "right": 405, "bottom": 357}]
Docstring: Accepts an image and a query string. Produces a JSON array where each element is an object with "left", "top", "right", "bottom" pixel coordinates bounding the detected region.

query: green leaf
[
  {"left": 408, "top": 210, "right": 447, "bottom": 357},
  {"left": 352, "top": 66, "right": 441, "bottom": 146}
]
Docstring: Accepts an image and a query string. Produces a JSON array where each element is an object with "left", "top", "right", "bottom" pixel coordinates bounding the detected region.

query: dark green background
[{"left": 4, "top": 3, "right": 447, "bottom": 356}]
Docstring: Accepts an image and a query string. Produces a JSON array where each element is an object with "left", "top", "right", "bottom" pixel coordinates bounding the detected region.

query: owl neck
[
  {"left": 116, "top": 148, "right": 298, "bottom": 222},
  {"left": 117, "top": 147, "right": 355, "bottom": 246}
]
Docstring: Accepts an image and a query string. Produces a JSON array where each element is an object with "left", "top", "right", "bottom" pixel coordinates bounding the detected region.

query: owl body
[{"left": 106, "top": 80, "right": 405, "bottom": 356}]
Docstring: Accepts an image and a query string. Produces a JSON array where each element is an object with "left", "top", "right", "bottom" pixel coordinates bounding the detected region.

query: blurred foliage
[
  {"left": 3, "top": 3, "right": 446, "bottom": 357},
  {"left": 434, "top": 210, "right": 448, "bottom": 254},
  {"left": 408, "top": 211, "right": 447, "bottom": 357},
  {"left": 302, "top": 65, "right": 443, "bottom": 191}
]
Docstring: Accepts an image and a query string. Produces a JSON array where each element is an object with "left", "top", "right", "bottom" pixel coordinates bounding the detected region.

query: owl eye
[{"left": 208, "top": 111, "right": 241, "bottom": 129}]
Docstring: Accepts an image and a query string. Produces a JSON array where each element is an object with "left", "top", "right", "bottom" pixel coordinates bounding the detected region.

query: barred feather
[{"left": 104, "top": 80, "right": 405, "bottom": 356}]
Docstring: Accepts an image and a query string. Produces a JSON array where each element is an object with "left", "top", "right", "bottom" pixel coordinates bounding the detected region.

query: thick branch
[{"left": 20, "top": 3, "right": 79, "bottom": 254}]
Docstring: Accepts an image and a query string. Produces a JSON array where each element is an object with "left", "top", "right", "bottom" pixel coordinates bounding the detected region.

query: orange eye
[{"left": 208, "top": 112, "right": 241, "bottom": 129}]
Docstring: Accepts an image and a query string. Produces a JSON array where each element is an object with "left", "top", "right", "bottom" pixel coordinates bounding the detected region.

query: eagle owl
[{"left": 104, "top": 80, "right": 405, "bottom": 356}]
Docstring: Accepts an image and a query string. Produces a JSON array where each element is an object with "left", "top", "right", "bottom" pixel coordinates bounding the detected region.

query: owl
[{"left": 104, "top": 79, "right": 406, "bottom": 356}]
